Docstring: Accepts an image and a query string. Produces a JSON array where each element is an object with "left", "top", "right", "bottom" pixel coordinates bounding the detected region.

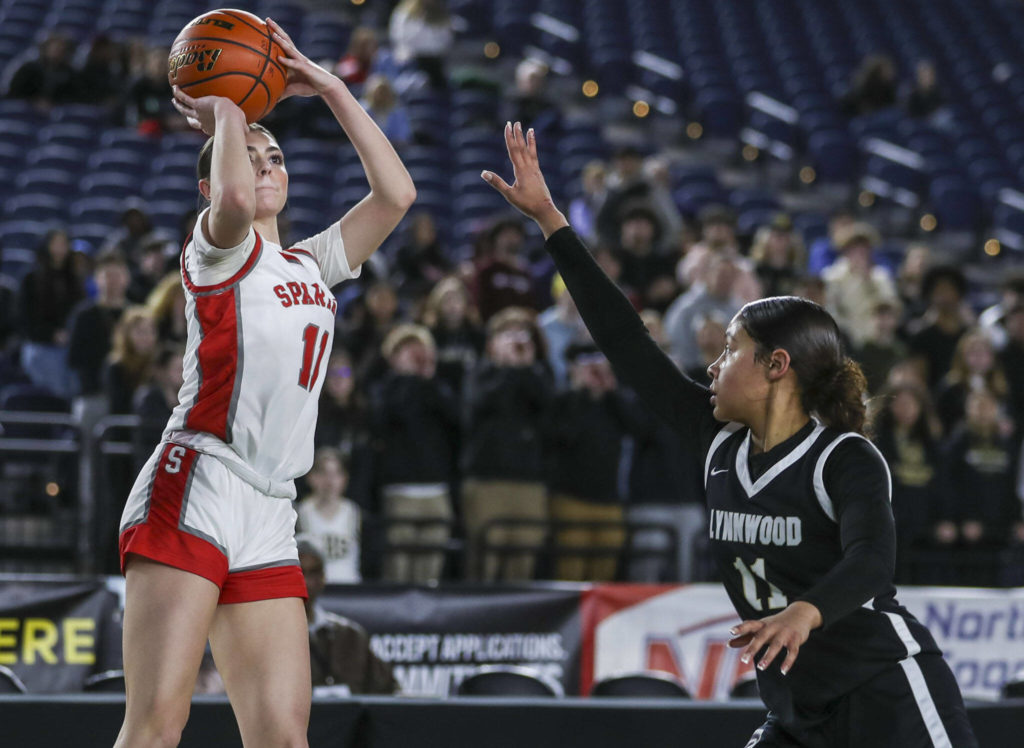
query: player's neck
[
  {"left": 253, "top": 216, "right": 280, "bottom": 245},
  {"left": 748, "top": 398, "right": 810, "bottom": 454}
]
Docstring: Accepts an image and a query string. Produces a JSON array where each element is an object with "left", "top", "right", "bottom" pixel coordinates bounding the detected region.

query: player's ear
[
  {"left": 198, "top": 178, "right": 212, "bottom": 201},
  {"left": 765, "top": 348, "right": 791, "bottom": 381}
]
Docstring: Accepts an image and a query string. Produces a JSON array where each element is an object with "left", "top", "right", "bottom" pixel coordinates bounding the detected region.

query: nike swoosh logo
[{"left": 710, "top": 468, "right": 728, "bottom": 476}]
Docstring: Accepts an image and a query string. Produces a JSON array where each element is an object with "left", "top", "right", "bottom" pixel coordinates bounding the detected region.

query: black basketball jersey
[
  {"left": 704, "top": 419, "right": 940, "bottom": 722},
  {"left": 545, "top": 227, "right": 943, "bottom": 727}
]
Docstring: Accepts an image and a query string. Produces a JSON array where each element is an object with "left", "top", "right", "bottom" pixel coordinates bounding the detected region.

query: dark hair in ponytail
[{"left": 738, "top": 296, "right": 867, "bottom": 434}]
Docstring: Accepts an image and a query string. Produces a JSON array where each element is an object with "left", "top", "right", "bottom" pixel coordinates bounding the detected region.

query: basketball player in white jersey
[{"left": 113, "top": 18, "right": 414, "bottom": 748}]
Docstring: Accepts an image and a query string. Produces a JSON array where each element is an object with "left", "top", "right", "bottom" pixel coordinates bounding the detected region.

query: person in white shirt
[
  {"left": 113, "top": 18, "right": 414, "bottom": 748},
  {"left": 296, "top": 448, "right": 362, "bottom": 584}
]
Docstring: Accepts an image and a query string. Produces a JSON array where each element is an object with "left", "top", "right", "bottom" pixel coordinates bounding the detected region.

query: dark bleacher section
[{"left": 1, "top": 0, "right": 1024, "bottom": 271}]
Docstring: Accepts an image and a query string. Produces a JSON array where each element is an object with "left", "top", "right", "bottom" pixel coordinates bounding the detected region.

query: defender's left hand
[
  {"left": 728, "top": 601, "right": 822, "bottom": 676},
  {"left": 268, "top": 17, "right": 340, "bottom": 99}
]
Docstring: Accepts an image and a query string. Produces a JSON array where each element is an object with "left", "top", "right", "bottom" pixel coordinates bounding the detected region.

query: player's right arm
[
  {"left": 482, "top": 122, "right": 720, "bottom": 449},
  {"left": 172, "top": 88, "right": 254, "bottom": 249}
]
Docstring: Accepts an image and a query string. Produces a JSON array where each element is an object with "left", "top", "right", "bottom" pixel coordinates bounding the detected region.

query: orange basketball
[{"left": 168, "top": 9, "right": 287, "bottom": 124}]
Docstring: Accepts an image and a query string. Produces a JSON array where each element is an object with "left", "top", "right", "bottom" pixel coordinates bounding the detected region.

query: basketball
[{"left": 168, "top": 9, "right": 287, "bottom": 124}]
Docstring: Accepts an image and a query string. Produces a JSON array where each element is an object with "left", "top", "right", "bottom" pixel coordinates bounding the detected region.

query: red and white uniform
[{"left": 119, "top": 210, "right": 360, "bottom": 602}]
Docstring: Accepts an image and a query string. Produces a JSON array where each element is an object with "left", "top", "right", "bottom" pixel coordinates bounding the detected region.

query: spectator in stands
[
  {"left": 999, "top": 303, "right": 1024, "bottom": 433},
  {"left": 664, "top": 254, "right": 741, "bottom": 371},
  {"left": 394, "top": 211, "right": 452, "bottom": 301},
  {"left": 133, "top": 343, "right": 184, "bottom": 465},
  {"left": 840, "top": 54, "right": 898, "bottom": 116},
  {"left": 895, "top": 243, "right": 933, "bottom": 322},
  {"left": 979, "top": 272, "right": 1024, "bottom": 350},
  {"left": 0, "top": 268, "right": 16, "bottom": 353},
  {"left": 145, "top": 272, "right": 187, "bottom": 344},
  {"left": 935, "top": 330, "right": 1009, "bottom": 434},
  {"left": 76, "top": 33, "right": 124, "bottom": 107},
  {"left": 677, "top": 204, "right": 761, "bottom": 303},
  {"left": 420, "top": 276, "right": 483, "bottom": 398},
  {"left": 127, "top": 238, "right": 172, "bottom": 303},
  {"left": 807, "top": 208, "right": 855, "bottom": 277},
  {"left": 314, "top": 349, "right": 373, "bottom": 510},
  {"left": 822, "top": 222, "right": 898, "bottom": 347},
  {"left": 388, "top": 0, "right": 453, "bottom": 89},
  {"left": 614, "top": 202, "right": 677, "bottom": 309},
  {"left": 123, "top": 45, "right": 178, "bottom": 135},
  {"left": 461, "top": 308, "right": 551, "bottom": 581},
  {"left": 471, "top": 217, "right": 539, "bottom": 320},
  {"left": 567, "top": 160, "right": 607, "bottom": 244},
  {"left": 870, "top": 382, "right": 950, "bottom": 582},
  {"left": 750, "top": 213, "right": 806, "bottom": 297},
  {"left": 16, "top": 228, "right": 84, "bottom": 398},
  {"left": 905, "top": 265, "right": 972, "bottom": 389},
  {"left": 296, "top": 448, "right": 362, "bottom": 584},
  {"left": 686, "top": 311, "right": 729, "bottom": 385},
  {"left": 538, "top": 273, "right": 587, "bottom": 389},
  {"left": 103, "top": 306, "right": 157, "bottom": 416},
  {"left": 334, "top": 27, "right": 380, "bottom": 90},
  {"left": 944, "top": 388, "right": 1023, "bottom": 584},
  {"left": 371, "top": 324, "right": 459, "bottom": 582},
  {"left": 342, "top": 280, "right": 401, "bottom": 383},
  {"left": 298, "top": 536, "right": 399, "bottom": 694},
  {"left": 904, "top": 60, "right": 945, "bottom": 119},
  {"left": 643, "top": 157, "right": 686, "bottom": 247},
  {"left": 68, "top": 250, "right": 130, "bottom": 399},
  {"left": 506, "top": 58, "right": 561, "bottom": 138},
  {"left": 6, "top": 32, "right": 78, "bottom": 108},
  {"left": 854, "top": 300, "right": 907, "bottom": 396},
  {"left": 101, "top": 204, "right": 156, "bottom": 262},
  {"left": 361, "top": 74, "right": 412, "bottom": 149},
  {"left": 546, "top": 342, "right": 636, "bottom": 581},
  {"left": 595, "top": 146, "right": 647, "bottom": 247}
]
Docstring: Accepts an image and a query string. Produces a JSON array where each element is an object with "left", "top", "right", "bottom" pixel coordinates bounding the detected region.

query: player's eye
[{"left": 270, "top": 155, "right": 283, "bottom": 164}]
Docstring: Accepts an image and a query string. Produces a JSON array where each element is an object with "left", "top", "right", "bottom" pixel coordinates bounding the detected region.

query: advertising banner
[
  {"left": 0, "top": 577, "right": 120, "bottom": 693},
  {"left": 320, "top": 585, "right": 583, "bottom": 697},
  {"left": 582, "top": 583, "right": 1024, "bottom": 701}
]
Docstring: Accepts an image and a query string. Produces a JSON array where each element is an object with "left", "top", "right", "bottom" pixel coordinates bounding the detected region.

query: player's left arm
[
  {"left": 268, "top": 19, "right": 415, "bottom": 272},
  {"left": 730, "top": 438, "right": 895, "bottom": 674}
]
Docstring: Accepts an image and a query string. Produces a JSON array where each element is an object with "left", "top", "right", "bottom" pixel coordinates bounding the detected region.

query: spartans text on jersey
[
  {"left": 709, "top": 509, "right": 803, "bottom": 546},
  {"left": 273, "top": 281, "right": 338, "bottom": 314}
]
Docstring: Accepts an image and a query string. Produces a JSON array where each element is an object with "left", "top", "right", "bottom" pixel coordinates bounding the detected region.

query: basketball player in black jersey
[{"left": 482, "top": 122, "right": 977, "bottom": 748}]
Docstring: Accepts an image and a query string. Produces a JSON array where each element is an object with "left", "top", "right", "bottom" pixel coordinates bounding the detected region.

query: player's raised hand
[
  {"left": 482, "top": 122, "right": 569, "bottom": 238},
  {"left": 267, "top": 17, "right": 340, "bottom": 99},
  {"left": 728, "top": 601, "right": 822, "bottom": 676},
  {"left": 171, "top": 86, "right": 239, "bottom": 135}
]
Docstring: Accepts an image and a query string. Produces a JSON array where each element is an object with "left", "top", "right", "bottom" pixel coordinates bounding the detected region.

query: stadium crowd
[{"left": 2, "top": 0, "right": 1023, "bottom": 591}]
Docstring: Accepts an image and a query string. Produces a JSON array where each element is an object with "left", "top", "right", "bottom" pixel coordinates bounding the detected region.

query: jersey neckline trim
[
  {"left": 736, "top": 421, "right": 826, "bottom": 498},
  {"left": 181, "top": 231, "right": 265, "bottom": 294}
]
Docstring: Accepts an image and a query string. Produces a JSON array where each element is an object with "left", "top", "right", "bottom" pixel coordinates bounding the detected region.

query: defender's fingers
[
  {"left": 779, "top": 643, "right": 800, "bottom": 676},
  {"left": 526, "top": 127, "right": 539, "bottom": 160},
  {"left": 481, "top": 170, "right": 513, "bottom": 196},
  {"left": 728, "top": 633, "right": 753, "bottom": 648},
  {"left": 755, "top": 640, "right": 784, "bottom": 671},
  {"left": 740, "top": 629, "right": 772, "bottom": 665}
]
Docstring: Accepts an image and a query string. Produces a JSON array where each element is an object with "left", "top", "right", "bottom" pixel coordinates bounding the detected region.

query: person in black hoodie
[
  {"left": 461, "top": 307, "right": 551, "bottom": 581},
  {"left": 370, "top": 324, "right": 459, "bottom": 582},
  {"left": 870, "top": 382, "right": 953, "bottom": 583},
  {"left": 943, "top": 387, "right": 1023, "bottom": 585},
  {"left": 545, "top": 341, "right": 639, "bottom": 581}
]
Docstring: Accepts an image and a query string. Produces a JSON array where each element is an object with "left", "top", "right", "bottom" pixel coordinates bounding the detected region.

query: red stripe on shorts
[
  {"left": 185, "top": 289, "right": 239, "bottom": 442},
  {"left": 119, "top": 444, "right": 228, "bottom": 586},
  {"left": 219, "top": 565, "right": 308, "bottom": 604}
]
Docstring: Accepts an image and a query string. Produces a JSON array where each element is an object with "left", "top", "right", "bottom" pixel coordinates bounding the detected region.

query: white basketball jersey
[
  {"left": 296, "top": 497, "right": 362, "bottom": 583},
  {"left": 165, "top": 214, "right": 360, "bottom": 498}
]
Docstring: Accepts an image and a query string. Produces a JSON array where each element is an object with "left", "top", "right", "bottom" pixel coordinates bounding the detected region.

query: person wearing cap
[
  {"left": 461, "top": 308, "right": 552, "bottom": 581},
  {"left": 614, "top": 201, "right": 679, "bottom": 309},
  {"left": 371, "top": 323, "right": 459, "bottom": 583},
  {"left": 664, "top": 253, "right": 743, "bottom": 371},
  {"left": 677, "top": 204, "right": 762, "bottom": 304},
  {"left": 821, "top": 221, "right": 898, "bottom": 347},
  {"left": 750, "top": 213, "right": 806, "bottom": 298},
  {"left": 297, "top": 536, "right": 399, "bottom": 694}
]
